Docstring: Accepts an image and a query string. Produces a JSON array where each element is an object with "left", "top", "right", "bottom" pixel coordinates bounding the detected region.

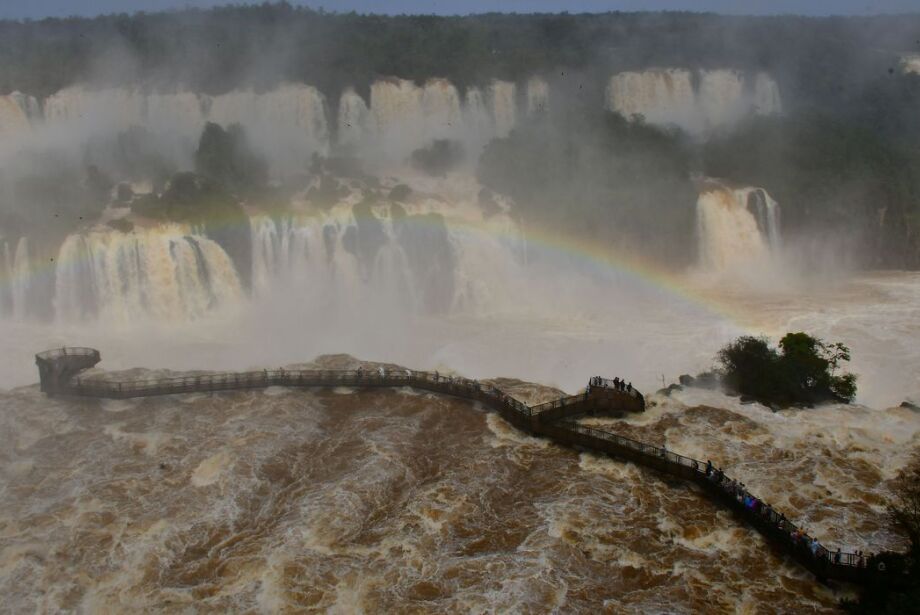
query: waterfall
[
  {"left": 249, "top": 206, "right": 421, "bottom": 316},
  {"left": 606, "top": 68, "right": 781, "bottom": 134},
  {"left": 337, "top": 88, "right": 370, "bottom": 149},
  {"left": 10, "top": 238, "right": 33, "bottom": 321},
  {"left": 0, "top": 238, "right": 10, "bottom": 316},
  {"left": 697, "top": 69, "right": 745, "bottom": 129},
  {"left": 38, "top": 84, "right": 329, "bottom": 176},
  {"left": 248, "top": 186, "right": 528, "bottom": 318},
  {"left": 489, "top": 80, "right": 517, "bottom": 138},
  {"left": 209, "top": 84, "right": 329, "bottom": 174},
  {"left": 420, "top": 79, "right": 463, "bottom": 138},
  {"left": 0, "top": 93, "right": 37, "bottom": 136},
  {"left": 696, "top": 183, "right": 781, "bottom": 272},
  {"left": 606, "top": 69, "right": 697, "bottom": 126},
  {"left": 53, "top": 225, "right": 243, "bottom": 323},
  {"left": 752, "top": 72, "right": 783, "bottom": 116},
  {"left": 526, "top": 77, "right": 549, "bottom": 116},
  {"left": 464, "top": 87, "right": 492, "bottom": 135},
  {"left": 19, "top": 76, "right": 528, "bottom": 174},
  {"left": 901, "top": 55, "right": 920, "bottom": 75},
  {"left": 44, "top": 87, "right": 145, "bottom": 129},
  {"left": 369, "top": 78, "right": 424, "bottom": 145},
  {"left": 338, "top": 77, "right": 518, "bottom": 162}
]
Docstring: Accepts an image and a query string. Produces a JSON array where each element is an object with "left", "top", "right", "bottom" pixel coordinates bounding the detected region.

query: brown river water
[
  {"left": 2, "top": 273, "right": 920, "bottom": 612},
  {"left": 0, "top": 353, "right": 913, "bottom": 613}
]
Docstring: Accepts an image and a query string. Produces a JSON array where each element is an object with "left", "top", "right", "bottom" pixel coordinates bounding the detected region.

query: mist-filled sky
[{"left": 1, "top": 0, "right": 919, "bottom": 19}]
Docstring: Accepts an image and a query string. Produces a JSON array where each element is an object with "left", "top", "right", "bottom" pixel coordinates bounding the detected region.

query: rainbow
[{"left": 0, "top": 203, "right": 753, "bottom": 327}]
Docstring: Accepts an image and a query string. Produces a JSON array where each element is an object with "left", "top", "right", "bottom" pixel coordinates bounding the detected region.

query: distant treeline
[{"left": 1, "top": 3, "right": 920, "bottom": 113}]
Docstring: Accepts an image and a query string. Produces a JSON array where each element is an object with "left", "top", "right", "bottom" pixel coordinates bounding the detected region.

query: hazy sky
[{"left": 1, "top": 0, "right": 919, "bottom": 20}]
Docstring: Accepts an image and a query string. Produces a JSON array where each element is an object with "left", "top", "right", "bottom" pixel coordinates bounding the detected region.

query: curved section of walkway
[{"left": 35, "top": 347, "right": 881, "bottom": 585}]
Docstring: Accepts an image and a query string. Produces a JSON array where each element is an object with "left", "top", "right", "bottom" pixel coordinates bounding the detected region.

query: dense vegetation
[
  {"left": 410, "top": 140, "right": 465, "bottom": 177},
  {"left": 703, "top": 113, "right": 920, "bottom": 268},
  {"left": 479, "top": 108, "right": 696, "bottom": 264},
  {"left": 716, "top": 333, "right": 856, "bottom": 407},
  {"left": 194, "top": 122, "right": 268, "bottom": 194}
]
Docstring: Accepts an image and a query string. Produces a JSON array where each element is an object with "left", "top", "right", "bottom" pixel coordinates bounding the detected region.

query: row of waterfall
[
  {"left": 1, "top": 179, "right": 781, "bottom": 324},
  {"left": 0, "top": 185, "right": 531, "bottom": 323},
  {"left": 0, "top": 79, "right": 538, "bottom": 170},
  {"left": 0, "top": 68, "right": 780, "bottom": 159},
  {"left": 606, "top": 69, "right": 781, "bottom": 134},
  {"left": 52, "top": 227, "right": 243, "bottom": 323}
]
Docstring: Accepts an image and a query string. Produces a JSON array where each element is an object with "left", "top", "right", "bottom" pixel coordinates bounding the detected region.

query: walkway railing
[
  {"left": 35, "top": 347, "right": 99, "bottom": 360},
  {"left": 558, "top": 420, "right": 870, "bottom": 574},
  {"left": 37, "top": 348, "right": 878, "bottom": 584},
  {"left": 70, "top": 368, "right": 535, "bottom": 416}
]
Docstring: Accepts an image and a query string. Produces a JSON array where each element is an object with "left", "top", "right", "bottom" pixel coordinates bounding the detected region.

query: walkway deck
[{"left": 35, "top": 348, "right": 879, "bottom": 585}]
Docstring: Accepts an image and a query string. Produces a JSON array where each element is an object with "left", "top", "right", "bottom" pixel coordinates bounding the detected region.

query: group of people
[
  {"left": 588, "top": 376, "right": 633, "bottom": 393},
  {"left": 700, "top": 460, "right": 871, "bottom": 568}
]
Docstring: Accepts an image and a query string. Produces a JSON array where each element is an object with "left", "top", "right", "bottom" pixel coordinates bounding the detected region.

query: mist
[{"left": 1, "top": 5, "right": 920, "bottom": 409}]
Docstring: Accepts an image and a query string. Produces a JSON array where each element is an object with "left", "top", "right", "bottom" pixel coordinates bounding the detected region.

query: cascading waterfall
[
  {"left": 0, "top": 238, "right": 10, "bottom": 316},
  {"left": 526, "top": 77, "right": 550, "bottom": 115},
  {"left": 489, "top": 80, "right": 517, "bottom": 138},
  {"left": 248, "top": 187, "right": 529, "bottom": 319},
  {"left": 696, "top": 183, "right": 781, "bottom": 272},
  {"left": 250, "top": 210, "right": 420, "bottom": 318},
  {"left": 0, "top": 93, "right": 38, "bottom": 137},
  {"left": 53, "top": 225, "right": 243, "bottom": 323},
  {"left": 2, "top": 181, "right": 530, "bottom": 325},
  {"left": 606, "top": 68, "right": 782, "bottom": 134},
  {"left": 208, "top": 84, "right": 329, "bottom": 174},
  {"left": 0, "top": 236, "right": 33, "bottom": 319},
  {"left": 333, "top": 78, "right": 521, "bottom": 164},
  {"left": 463, "top": 87, "right": 493, "bottom": 135},
  {"left": 10, "top": 238, "right": 32, "bottom": 321},
  {"left": 752, "top": 72, "right": 783, "bottom": 116},
  {"left": 697, "top": 69, "right": 746, "bottom": 128},
  {"left": 606, "top": 69, "right": 697, "bottom": 126},
  {"left": 39, "top": 84, "right": 329, "bottom": 175},
  {"left": 9, "top": 68, "right": 782, "bottom": 169},
  {"left": 337, "top": 88, "right": 371, "bottom": 149}
]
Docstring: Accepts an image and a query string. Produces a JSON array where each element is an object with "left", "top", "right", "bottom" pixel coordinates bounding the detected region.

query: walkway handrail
[
  {"left": 560, "top": 420, "right": 869, "bottom": 570},
  {"left": 530, "top": 394, "right": 584, "bottom": 414},
  {"left": 35, "top": 347, "right": 99, "bottom": 360},
  {"left": 35, "top": 347, "right": 876, "bottom": 582}
]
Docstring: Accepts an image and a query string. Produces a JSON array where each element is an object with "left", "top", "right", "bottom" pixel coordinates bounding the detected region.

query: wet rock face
[
  {"left": 343, "top": 200, "right": 387, "bottom": 278},
  {"left": 392, "top": 210, "right": 456, "bottom": 314}
]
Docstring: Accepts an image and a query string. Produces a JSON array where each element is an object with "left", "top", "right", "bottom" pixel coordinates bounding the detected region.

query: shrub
[
  {"left": 717, "top": 332, "right": 857, "bottom": 407},
  {"left": 410, "top": 139, "right": 465, "bottom": 176},
  {"left": 194, "top": 122, "right": 267, "bottom": 194}
]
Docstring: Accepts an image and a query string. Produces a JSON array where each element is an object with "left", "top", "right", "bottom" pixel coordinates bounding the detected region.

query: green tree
[
  {"left": 716, "top": 332, "right": 857, "bottom": 407},
  {"left": 194, "top": 122, "right": 267, "bottom": 194},
  {"left": 717, "top": 336, "right": 781, "bottom": 403}
]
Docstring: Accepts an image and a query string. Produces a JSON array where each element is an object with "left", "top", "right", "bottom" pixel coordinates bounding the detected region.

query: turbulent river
[{"left": 1, "top": 272, "right": 919, "bottom": 612}]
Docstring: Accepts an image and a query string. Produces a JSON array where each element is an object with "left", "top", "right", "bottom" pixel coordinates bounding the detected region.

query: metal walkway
[{"left": 35, "top": 347, "right": 879, "bottom": 584}]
